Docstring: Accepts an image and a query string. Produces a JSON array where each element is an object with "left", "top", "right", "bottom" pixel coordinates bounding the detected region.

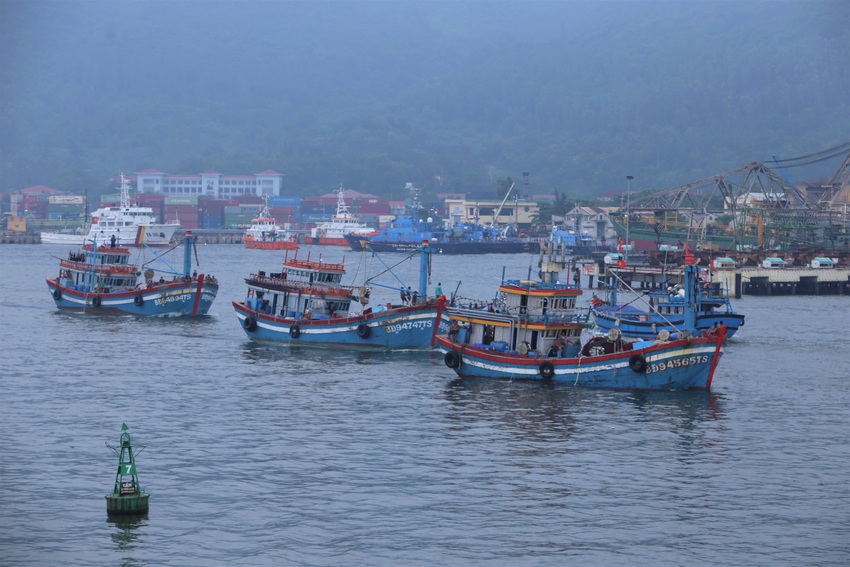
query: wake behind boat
[
  {"left": 47, "top": 232, "right": 218, "bottom": 315},
  {"left": 40, "top": 174, "right": 179, "bottom": 247}
]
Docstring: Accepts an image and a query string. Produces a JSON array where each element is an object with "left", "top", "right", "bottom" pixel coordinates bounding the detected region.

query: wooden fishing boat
[{"left": 435, "top": 260, "right": 727, "bottom": 390}]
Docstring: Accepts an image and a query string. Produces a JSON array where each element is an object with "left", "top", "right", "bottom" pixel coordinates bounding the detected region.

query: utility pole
[{"left": 625, "top": 175, "right": 634, "bottom": 261}]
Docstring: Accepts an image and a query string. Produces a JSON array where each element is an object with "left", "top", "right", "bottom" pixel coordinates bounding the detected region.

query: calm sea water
[{"left": 0, "top": 244, "right": 848, "bottom": 566}]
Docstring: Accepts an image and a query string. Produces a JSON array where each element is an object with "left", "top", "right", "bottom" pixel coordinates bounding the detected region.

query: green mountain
[{"left": 1, "top": 0, "right": 847, "bottom": 198}]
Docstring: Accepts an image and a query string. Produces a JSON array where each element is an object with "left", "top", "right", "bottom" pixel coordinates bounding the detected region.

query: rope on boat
[{"left": 609, "top": 271, "right": 681, "bottom": 332}]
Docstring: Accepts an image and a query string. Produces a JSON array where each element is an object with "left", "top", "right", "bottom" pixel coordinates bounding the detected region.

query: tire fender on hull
[
  {"left": 356, "top": 323, "right": 371, "bottom": 339},
  {"left": 539, "top": 361, "right": 555, "bottom": 379},
  {"left": 444, "top": 351, "right": 461, "bottom": 369},
  {"left": 243, "top": 316, "right": 258, "bottom": 332},
  {"left": 289, "top": 325, "right": 301, "bottom": 339},
  {"left": 629, "top": 354, "right": 647, "bottom": 374}
]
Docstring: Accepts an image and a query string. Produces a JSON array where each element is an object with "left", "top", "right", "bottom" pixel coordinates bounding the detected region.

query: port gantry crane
[{"left": 619, "top": 142, "right": 850, "bottom": 251}]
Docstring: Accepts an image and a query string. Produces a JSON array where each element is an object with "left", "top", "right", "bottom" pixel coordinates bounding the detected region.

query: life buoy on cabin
[
  {"left": 444, "top": 350, "right": 461, "bottom": 369},
  {"left": 539, "top": 361, "right": 555, "bottom": 379},
  {"left": 134, "top": 294, "right": 144, "bottom": 307},
  {"left": 52, "top": 289, "right": 62, "bottom": 300},
  {"left": 289, "top": 325, "right": 301, "bottom": 339},
  {"left": 356, "top": 323, "right": 371, "bottom": 339},
  {"left": 629, "top": 354, "right": 647, "bottom": 374},
  {"left": 92, "top": 295, "right": 102, "bottom": 308},
  {"left": 243, "top": 316, "right": 258, "bottom": 332}
]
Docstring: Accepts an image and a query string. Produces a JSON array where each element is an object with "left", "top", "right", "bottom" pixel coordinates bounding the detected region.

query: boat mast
[{"left": 119, "top": 173, "right": 131, "bottom": 210}]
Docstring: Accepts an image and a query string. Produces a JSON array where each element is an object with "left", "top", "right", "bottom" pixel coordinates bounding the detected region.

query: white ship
[
  {"left": 41, "top": 174, "right": 180, "bottom": 246},
  {"left": 307, "top": 186, "right": 376, "bottom": 246}
]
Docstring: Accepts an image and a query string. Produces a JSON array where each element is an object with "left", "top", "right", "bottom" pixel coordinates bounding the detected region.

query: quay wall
[{"left": 594, "top": 263, "right": 850, "bottom": 297}]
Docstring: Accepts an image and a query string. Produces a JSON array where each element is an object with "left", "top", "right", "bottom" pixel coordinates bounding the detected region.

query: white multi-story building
[{"left": 136, "top": 169, "right": 284, "bottom": 199}]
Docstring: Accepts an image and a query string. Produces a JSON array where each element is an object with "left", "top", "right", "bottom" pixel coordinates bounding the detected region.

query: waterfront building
[{"left": 135, "top": 169, "right": 284, "bottom": 200}]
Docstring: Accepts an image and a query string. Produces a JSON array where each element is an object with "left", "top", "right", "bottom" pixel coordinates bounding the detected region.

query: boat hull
[
  {"left": 435, "top": 331, "right": 725, "bottom": 390},
  {"left": 304, "top": 236, "right": 351, "bottom": 246},
  {"left": 47, "top": 278, "right": 218, "bottom": 316},
  {"left": 591, "top": 308, "right": 745, "bottom": 339},
  {"left": 243, "top": 240, "right": 298, "bottom": 250},
  {"left": 234, "top": 300, "right": 450, "bottom": 349},
  {"left": 346, "top": 234, "right": 540, "bottom": 255},
  {"left": 40, "top": 232, "right": 87, "bottom": 245},
  {"left": 88, "top": 224, "right": 180, "bottom": 247}
]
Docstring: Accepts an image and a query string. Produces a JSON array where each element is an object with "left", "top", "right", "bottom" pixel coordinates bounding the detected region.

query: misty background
[{"left": 1, "top": 0, "right": 848, "bottom": 199}]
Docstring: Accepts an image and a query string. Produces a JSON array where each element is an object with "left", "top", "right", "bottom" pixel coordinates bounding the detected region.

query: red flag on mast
[{"left": 684, "top": 242, "right": 694, "bottom": 265}]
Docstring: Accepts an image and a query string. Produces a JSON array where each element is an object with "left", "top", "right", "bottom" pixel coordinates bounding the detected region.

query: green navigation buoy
[{"left": 105, "top": 423, "right": 149, "bottom": 515}]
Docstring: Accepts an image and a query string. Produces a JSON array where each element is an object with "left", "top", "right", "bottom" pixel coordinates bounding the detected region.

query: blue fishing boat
[
  {"left": 435, "top": 261, "right": 727, "bottom": 390},
  {"left": 440, "top": 259, "right": 590, "bottom": 360},
  {"left": 233, "top": 244, "right": 449, "bottom": 349},
  {"left": 590, "top": 274, "right": 745, "bottom": 340},
  {"left": 47, "top": 232, "right": 218, "bottom": 315}
]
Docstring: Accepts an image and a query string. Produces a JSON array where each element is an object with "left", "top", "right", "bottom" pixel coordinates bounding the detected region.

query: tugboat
[
  {"left": 46, "top": 232, "right": 218, "bottom": 315},
  {"left": 242, "top": 201, "right": 299, "bottom": 250},
  {"left": 105, "top": 423, "right": 149, "bottom": 516},
  {"left": 306, "top": 186, "right": 377, "bottom": 246}
]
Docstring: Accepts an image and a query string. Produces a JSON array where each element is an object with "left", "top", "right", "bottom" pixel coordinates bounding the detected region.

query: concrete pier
[{"left": 596, "top": 264, "right": 850, "bottom": 296}]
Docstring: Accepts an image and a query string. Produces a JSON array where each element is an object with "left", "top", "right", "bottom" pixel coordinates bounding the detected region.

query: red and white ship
[{"left": 306, "top": 187, "right": 377, "bottom": 246}]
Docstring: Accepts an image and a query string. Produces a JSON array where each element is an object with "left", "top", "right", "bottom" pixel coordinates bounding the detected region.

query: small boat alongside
[
  {"left": 46, "top": 232, "right": 218, "bottom": 315},
  {"left": 40, "top": 174, "right": 179, "bottom": 247},
  {"left": 306, "top": 187, "right": 377, "bottom": 246},
  {"left": 436, "top": 261, "right": 727, "bottom": 390},
  {"left": 233, "top": 244, "right": 448, "bottom": 349},
  {"left": 591, "top": 280, "right": 745, "bottom": 339},
  {"left": 591, "top": 248, "right": 745, "bottom": 339},
  {"left": 242, "top": 203, "right": 298, "bottom": 250}
]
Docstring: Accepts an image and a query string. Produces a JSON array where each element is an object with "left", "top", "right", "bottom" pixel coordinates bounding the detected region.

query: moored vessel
[
  {"left": 40, "top": 174, "right": 179, "bottom": 247},
  {"left": 242, "top": 202, "right": 298, "bottom": 250},
  {"left": 306, "top": 186, "right": 377, "bottom": 246}
]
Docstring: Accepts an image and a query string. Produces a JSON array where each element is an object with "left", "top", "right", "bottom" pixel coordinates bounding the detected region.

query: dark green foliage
[{"left": 1, "top": 1, "right": 847, "bottom": 196}]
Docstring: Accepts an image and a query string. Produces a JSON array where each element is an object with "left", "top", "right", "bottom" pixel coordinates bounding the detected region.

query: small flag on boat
[{"left": 684, "top": 243, "right": 694, "bottom": 265}]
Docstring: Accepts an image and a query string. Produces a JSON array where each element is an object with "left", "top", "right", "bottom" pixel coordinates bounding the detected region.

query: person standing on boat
[
  {"left": 110, "top": 234, "right": 116, "bottom": 248},
  {"left": 400, "top": 287, "right": 409, "bottom": 305},
  {"left": 434, "top": 282, "right": 443, "bottom": 298},
  {"left": 411, "top": 290, "right": 419, "bottom": 304},
  {"left": 448, "top": 320, "right": 460, "bottom": 343}
]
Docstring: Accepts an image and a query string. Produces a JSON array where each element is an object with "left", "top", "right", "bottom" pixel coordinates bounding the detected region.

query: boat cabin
[
  {"left": 762, "top": 257, "right": 787, "bottom": 269},
  {"left": 713, "top": 257, "right": 736, "bottom": 269},
  {"left": 810, "top": 257, "right": 835, "bottom": 269}
]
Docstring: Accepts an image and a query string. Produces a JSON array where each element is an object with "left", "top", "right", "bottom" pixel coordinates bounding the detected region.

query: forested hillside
[{"left": 1, "top": 0, "right": 847, "bottom": 200}]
